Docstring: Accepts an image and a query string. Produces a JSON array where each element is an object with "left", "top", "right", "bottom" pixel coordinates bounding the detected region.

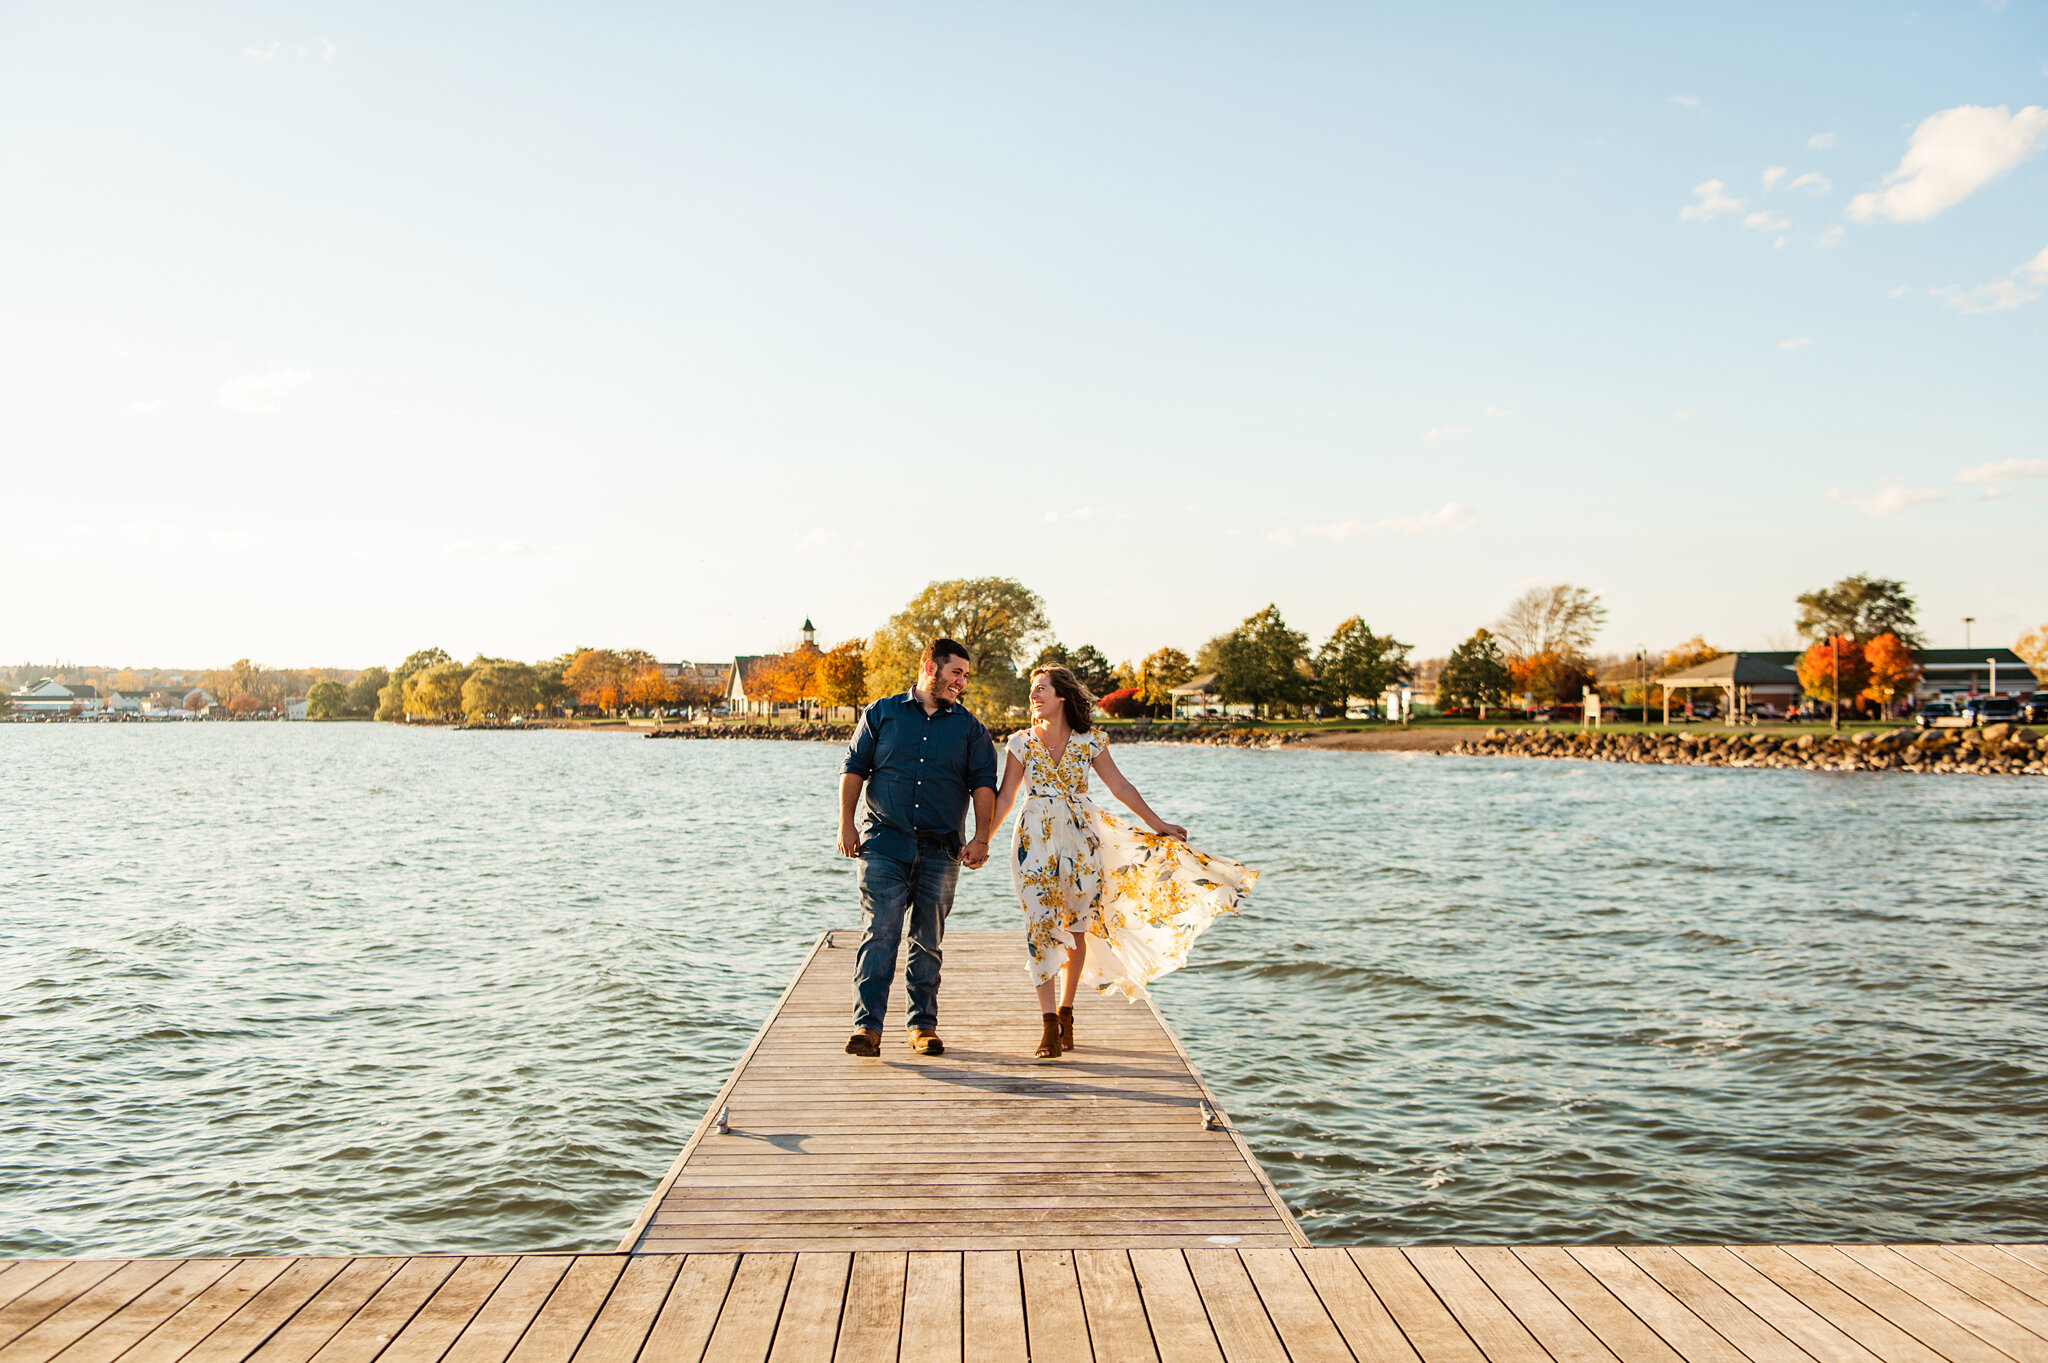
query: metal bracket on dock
[
  {"left": 715, "top": 1106, "right": 730, "bottom": 1135},
  {"left": 825, "top": 931, "right": 838, "bottom": 948},
  {"left": 1200, "top": 1101, "right": 1221, "bottom": 1131}
]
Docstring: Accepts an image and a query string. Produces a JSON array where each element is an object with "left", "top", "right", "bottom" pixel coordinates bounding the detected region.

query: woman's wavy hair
[{"left": 1031, "top": 665, "right": 1096, "bottom": 733}]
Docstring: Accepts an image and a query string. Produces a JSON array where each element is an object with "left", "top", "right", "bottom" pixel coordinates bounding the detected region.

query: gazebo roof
[
  {"left": 1659, "top": 653, "right": 1798, "bottom": 686},
  {"left": 1167, "top": 672, "right": 1218, "bottom": 696}
]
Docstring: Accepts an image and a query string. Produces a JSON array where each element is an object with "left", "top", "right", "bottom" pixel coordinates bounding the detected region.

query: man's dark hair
[{"left": 922, "top": 638, "right": 971, "bottom": 671}]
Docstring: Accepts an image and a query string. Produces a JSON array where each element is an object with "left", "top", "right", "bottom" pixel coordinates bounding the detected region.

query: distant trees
[
  {"left": 1797, "top": 636, "right": 1872, "bottom": 723},
  {"left": 1661, "top": 636, "right": 1724, "bottom": 673},
  {"left": 305, "top": 680, "right": 348, "bottom": 719},
  {"left": 1097, "top": 688, "right": 1144, "bottom": 719},
  {"left": 1494, "top": 585, "right": 1607, "bottom": 659},
  {"left": 1213, "top": 606, "right": 1312, "bottom": 717},
  {"left": 1315, "top": 617, "right": 1413, "bottom": 710},
  {"left": 404, "top": 660, "right": 473, "bottom": 720},
  {"left": 461, "top": 662, "right": 541, "bottom": 721},
  {"left": 344, "top": 667, "right": 388, "bottom": 716},
  {"left": 1436, "top": 629, "right": 1513, "bottom": 715},
  {"left": 1796, "top": 575, "right": 1922, "bottom": 647},
  {"left": 1487, "top": 584, "right": 1605, "bottom": 712},
  {"left": 747, "top": 649, "right": 817, "bottom": 706},
  {"left": 2018, "top": 624, "right": 2048, "bottom": 683},
  {"left": 815, "top": 638, "right": 868, "bottom": 711},
  {"left": 379, "top": 647, "right": 451, "bottom": 721},
  {"left": 1137, "top": 648, "right": 1194, "bottom": 713},
  {"left": 1861, "top": 633, "right": 1921, "bottom": 715},
  {"left": 868, "top": 577, "right": 1049, "bottom": 716},
  {"left": 563, "top": 649, "right": 629, "bottom": 713}
]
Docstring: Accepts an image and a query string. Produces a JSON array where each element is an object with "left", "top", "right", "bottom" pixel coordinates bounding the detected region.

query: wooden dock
[
  {"left": 617, "top": 929, "right": 1305, "bottom": 1254},
  {"left": 7, "top": 929, "right": 2048, "bottom": 1360},
  {"left": 7, "top": 1245, "right": 2048, "bottom": 1362}
]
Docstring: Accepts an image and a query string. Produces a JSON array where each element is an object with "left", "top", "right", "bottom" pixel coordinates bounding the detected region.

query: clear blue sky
[{"left": 4, "top": 2, "right": 2043, "bottom": 669}]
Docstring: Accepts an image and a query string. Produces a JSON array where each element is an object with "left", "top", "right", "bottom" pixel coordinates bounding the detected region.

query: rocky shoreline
[
  {"left": 645, "top": 720, "right": 1309, "bottom": 749},
  {"left": 1453, "top": 723, "right": 2048, "bottom": 776}
]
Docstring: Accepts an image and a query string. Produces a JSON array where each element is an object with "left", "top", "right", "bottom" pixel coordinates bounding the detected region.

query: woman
[{"left": 990, "top": 665, "right": 1258, "bottom": 1059}]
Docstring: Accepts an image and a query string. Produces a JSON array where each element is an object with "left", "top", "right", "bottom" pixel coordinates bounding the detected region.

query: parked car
[
  {"left": 1915, "top": 700, "right": 1959, "bottom": 728},
  {"left": 2027, "top": 693, "right": 2048, "bottom": 724},
  {"left": 1964, "top": 695, "right": 2023, "bottom": 725}
]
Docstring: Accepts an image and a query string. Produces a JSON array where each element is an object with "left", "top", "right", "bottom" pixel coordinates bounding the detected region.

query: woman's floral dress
[{"left": 1007, "top": 728, "right": 1257, "bottom": 999}]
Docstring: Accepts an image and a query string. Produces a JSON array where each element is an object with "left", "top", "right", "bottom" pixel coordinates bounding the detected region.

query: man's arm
[
  {"left": 963, "top": 786, "right": 995, "bottom": 868},
  {"left": 838, "top": 773, "right": 865, "bottom": 858}
]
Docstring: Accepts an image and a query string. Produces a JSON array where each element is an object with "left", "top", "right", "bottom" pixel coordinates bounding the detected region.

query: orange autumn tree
[
  {"left": 814, "top": 638, "right": 868, "bottom": 711},
  {"left": 1860, "top": 633, "right": 1921, "bottom": 717},
  {"left": 622, "top": 663, "right": 674, "bottom": 711},
  {"left": 1797, "top": 636, "right": 1872, "bottom": 719},
  {"left": 748, "top": 649, "right": 819, "bottom": 706},
  {"left": 1509, "top": 651, "right": 1596, "bottom": 707}
]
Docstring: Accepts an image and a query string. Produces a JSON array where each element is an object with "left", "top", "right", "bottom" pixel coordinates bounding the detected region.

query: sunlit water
[{"left": 4, "top": 723, "right": 2045, "bottom": 1256}]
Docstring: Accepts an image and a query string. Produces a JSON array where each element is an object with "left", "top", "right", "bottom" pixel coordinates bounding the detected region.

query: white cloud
[
  {"left": 1956, "top": 457, "right": 2048, "bottom": 483},
  {"left": 1744, "top": 210, "right": 1790, "bottom": 232},
  {"left": 1808, "top": 132, "right": 1836, "bottom": 150},
  {"left": 1827, "top": 485, "right": 1948, "bottom": 517},
  {"left": 1778, "top": 336, "right": 1814, "bottom": 350},
  {"left": 446, "top": 540, "right": 546, "bottom": 558},
  {"left": 1848, "top": 104, "right": 2048, "bottom": 223},
  {"left": 1268, "top": 501, "right": 1481, "bottom": 545},
  {"left": 1680, "top": 179, "right": 1743, "bottom": 221},
  {"left": 1789, "top": 172, "right": 1832, "bottom": 193},
  {"left": 217, "top": 369, "right": 311, "bottom": 410},
  {"left": 1814, "top": 225, "right": 1844, "bottom": 249},
  {"left": 242, "top": 42, "right": 279, "bottom": 61},
  {"left": 1375, "top": 502, "right": 1479, "bottom": 535},
  {"left": 1670, "top": 94, "right": 1701, "bottom": 110},
  {"left": 1889, "top": 284, "right": 1913, "bottom": 298},
  {"left": 1424, "top": 426, "right": 1471, "bottom": 442},
  {"left": 1674, "top": 409, "right": 1701, "bottom": 422},
  {"left": 128, "top": 399, "right": 166, "bottom": 413},
  {"left": 1932, "top": 243, "right": 2048, "bottom": 313},
  {"left": 1482, "top": 404, "right": 1512, "bottom": 417},
  {"left": 321, "top": 37, "right": 337, "bottom": 59},
  {"left": 1762, "top": 166, "right": 1788, "bottom": 190},
  {"left": 1043, "top": 511, "right": 1058, "bottom": 523}
]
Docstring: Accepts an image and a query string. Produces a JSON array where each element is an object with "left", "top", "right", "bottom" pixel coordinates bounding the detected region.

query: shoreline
[{"left": 1454, "top": 723, "right": 2048, "bottom": 776}]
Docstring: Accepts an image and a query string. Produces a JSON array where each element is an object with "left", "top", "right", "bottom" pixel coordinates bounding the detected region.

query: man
[{"left": 838, "top": 638, "right": 998, "bottom": 1057}]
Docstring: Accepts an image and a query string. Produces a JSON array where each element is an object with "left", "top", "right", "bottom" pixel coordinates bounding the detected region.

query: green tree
[
  {"left": 1314, "top": 617, "right": 1413, "bottom": 712},
  {"left": 461, "top": 662, "right": 540, "bottom": 721},
  {"left": 1066, "top": 645, "right": 1116, "bottom": 697},
  {"left": 344, "top": 667, "right": 388, "bottom": 716},
  {"left": 1795, "top": 575, "right": 1922, "bottom": 647},
  {"left": 1138, "top": 647, "right": 1194, "bottom": 712},
  {"left": 1437, "top": 629, "right": 1513, "bottom": 715},
  {"left": 866, "top": 577, "right": 1050, "bottom": 716},
  {"left": 1213, "top": 605, "right": 1311, "bottom": 717},
  {"left": 304, "top": 679, "right": 348, "bottom": 719},
  {"left": 403, "top": 660, "right": 472, "bottom": 720},
  {"left": 378, "top": 647, "right": 452, "bottom": 722}
]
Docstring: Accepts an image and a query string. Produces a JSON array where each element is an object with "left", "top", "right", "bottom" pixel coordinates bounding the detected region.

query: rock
[{"left": 1983, "top": 722, "right": 2013, "bottom": 742}]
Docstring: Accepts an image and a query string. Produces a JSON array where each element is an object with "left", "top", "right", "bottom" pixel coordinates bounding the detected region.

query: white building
[{"left": 7, "top": 680, "right": 102, "bottom": 714}]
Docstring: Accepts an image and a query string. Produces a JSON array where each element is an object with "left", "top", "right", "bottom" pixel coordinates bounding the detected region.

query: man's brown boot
[
  {"left": 908, "top": 1028, "right": 944, "bottom": 1056},
  {"left": 1058, "top": 1005, "right": 1075, "bottom": 1052},
  {"left": 845, "top": 1028, "right": 881, "bottom": 1057}
]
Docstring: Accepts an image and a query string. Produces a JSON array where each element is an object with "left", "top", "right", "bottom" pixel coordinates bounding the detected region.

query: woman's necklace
[{"left": 1035, "top": 721, "right": 1071, "bottom": 766}]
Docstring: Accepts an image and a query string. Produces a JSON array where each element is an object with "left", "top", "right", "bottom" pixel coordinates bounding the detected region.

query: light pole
[{"left": 1963, "top": 616, "right": 1975, "bottom": 649}]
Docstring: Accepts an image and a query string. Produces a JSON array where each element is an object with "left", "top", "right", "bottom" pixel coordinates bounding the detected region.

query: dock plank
[{"left": 961, "top": 1253, "right": 1029, "bottom": 1363}]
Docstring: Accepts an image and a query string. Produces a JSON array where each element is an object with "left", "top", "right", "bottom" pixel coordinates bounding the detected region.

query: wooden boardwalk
[
  {"left": 618, "top": 930, "right": 1306, "bottom": 1253},
  {"left": 7, "top": 1245, "right": 2048, "bottom": 1361}
]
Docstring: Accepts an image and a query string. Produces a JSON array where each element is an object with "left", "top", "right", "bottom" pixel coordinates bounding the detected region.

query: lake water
[{"left": 4, "top": 723, "right": 2045, "bottom": 1257}]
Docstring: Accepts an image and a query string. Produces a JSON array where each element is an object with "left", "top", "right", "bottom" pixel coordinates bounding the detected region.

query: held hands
[{"left": 962, "top": 838, "right": 990, "bottom": 870}]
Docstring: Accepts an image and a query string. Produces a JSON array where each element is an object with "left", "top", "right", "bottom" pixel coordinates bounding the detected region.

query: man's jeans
[{"left": 853, "top": 834, "right": 961, "bottom": 1033}]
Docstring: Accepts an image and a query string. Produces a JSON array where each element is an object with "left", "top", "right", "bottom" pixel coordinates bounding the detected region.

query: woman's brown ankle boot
[
  {"left": 1057, "top": 1005, "right": 1074, "bottom": 1052},
  {"left": 1035, "top": 1013, "right": 1062, "bottom": 1058}
]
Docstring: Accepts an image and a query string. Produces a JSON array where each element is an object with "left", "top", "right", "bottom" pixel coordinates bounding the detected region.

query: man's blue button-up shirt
[{"left": 843, "top": 690, "right": 999, "bottom": 857}]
